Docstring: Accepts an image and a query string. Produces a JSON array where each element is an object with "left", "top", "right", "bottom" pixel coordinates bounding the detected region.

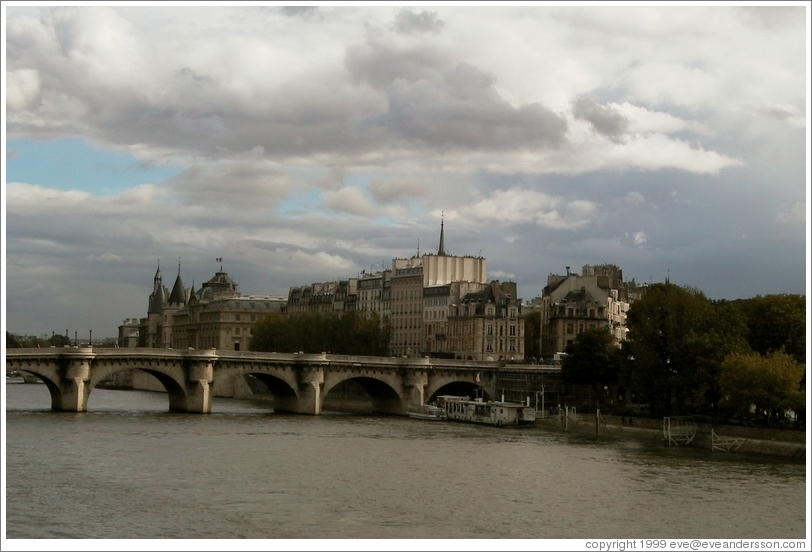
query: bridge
[{"left": 5, "top": 347, "right": 507, "bottom": 415}]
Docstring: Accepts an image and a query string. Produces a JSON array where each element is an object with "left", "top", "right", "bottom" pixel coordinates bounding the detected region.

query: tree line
[
  {"left": 560, "top": 285, "right": 805, "bottom": 427},
  {"left": 248, "top": 311, "right": 391, "bottom": 356}
]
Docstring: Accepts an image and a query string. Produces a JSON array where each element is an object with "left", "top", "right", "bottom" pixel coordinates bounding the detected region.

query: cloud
[
  {"left": 625, "top": 231, "right": 648, "bottom": 246},
  {"left": 367, "top": 178, "right": 431, "bottom": 203},
  {"left": 168, "top": 162, "right": 294, "bottom": 209},
  {"left": 372, "top": 62, "right": 568, "bottom": 151},
  {"left": 321, "top": 186, "right": 378, "bottom": 216},
  {"left": 774, "top": 201, "right": 806, "bottom": 225},
  {"left": 449, "top": 188, "right": 598, "bottom": 231},
  {"left": 572, "top": 96, "right": 629, "bottom": 143},
  {"left": 624, "top": 192, "right": 646, "bottom": 205},
  {"left": 392, "top": 9, "right": 445, "bottom": 35},
  {"left": 344, "top": 35, "right": 450, "bottom": 91},
  {"left": 6, "top": 68, "right": 42, "bottom": 111},
  {"left": 3, "top": 6, "right": 807, "bottom": 336},
  {"left": 85, "top": 253, "right": 124, "bottom": 263}
]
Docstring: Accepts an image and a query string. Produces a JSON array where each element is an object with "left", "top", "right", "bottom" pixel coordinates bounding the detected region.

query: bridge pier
[
  {"left": 180, "top": 353, "right": 216, "bottom": 413},
  {"left": 56, "top": 357, "right": 92, "bottom": 412},
  {"left": 296, "top": 366, "right": 324, "bottom": 415},
  {"left": 404, "top": 371, "right": 428, "bottom": 408}
]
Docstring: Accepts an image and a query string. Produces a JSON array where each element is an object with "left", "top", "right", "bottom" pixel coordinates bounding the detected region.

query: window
[
  {"left": 487, "top": 325, "right": 493, "bottom": 336},
  {"left": 509, "top": 325, "right": 516, "bottom": 336},
  {"left": 566, "top": 323, "right": 574, "bottom": 334}
]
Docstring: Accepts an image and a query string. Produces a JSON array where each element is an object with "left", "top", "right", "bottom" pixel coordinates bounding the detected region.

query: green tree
[
  {"left": 561, "top": 326, "right": 620, "bottom": 404},
  {"left": 249, "top": 312, "right": 391, "bottom": 356},
  {"left": 625, "top": 283, "right": 719, "bottom": 416},
  {"left": 6, "top": 331, "right": 21, "bottom": 348},
  {"left": 735, "top": 294, "right": 806, "bottom": 364},
  {"left": 719, "top": 351, "right": 805, "bottom": 425}
]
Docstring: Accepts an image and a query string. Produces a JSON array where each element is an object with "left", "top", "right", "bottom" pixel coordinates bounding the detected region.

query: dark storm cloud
[
  {"left": 371, "top": 63, "right": 568, "bottom": 150},
  {"left": 572, "top": 96, "right": 629, "bottom": 143},
  {"left": 392, "top": 9, "right": 445, "bottom": 35}
]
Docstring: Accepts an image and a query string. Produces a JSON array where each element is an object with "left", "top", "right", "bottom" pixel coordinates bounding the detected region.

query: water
[{"left": 4, "top": 381, "right": 807, "bottom": 542}]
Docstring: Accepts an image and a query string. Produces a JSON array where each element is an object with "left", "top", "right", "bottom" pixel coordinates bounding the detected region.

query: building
[
  {"left": 135, "top": 261, "right": 286, "bottom": 351},
  {"left": 389, "top": 257, "right": 424, "bottom": 357},
  {"left": 286, "top": 279, "right": 359, "bottom": 316},
  {"left": 390, "top": 217, "right": 490, "bottom": 357},
  {"left": 356, "top": 270, "right": 392, "bottom": 322},
  {"left": 117, "top": 318, "right": 140, "bottom": 348},
  {"left": 140, "top": 262, "right": 187, "bottom": 348},
  {"left": 536, "top": 264, "right": 630, "bottom": 360},
  {"left": 284, "top": 217, "right": 492, "bottom": 357},
  {"left": 423, "top": 280, "right": 485, "bottom": 358},
  {"left": 446, "top": 281, "right": 524, "bottom": 361}
]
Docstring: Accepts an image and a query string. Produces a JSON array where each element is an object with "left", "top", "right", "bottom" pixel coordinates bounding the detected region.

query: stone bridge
[{"left": 5, "top": 348, "right": 501, "bottom": 415}]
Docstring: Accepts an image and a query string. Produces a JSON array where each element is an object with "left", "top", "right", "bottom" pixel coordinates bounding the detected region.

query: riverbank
[{"left": 534, "top": 413, "right": 806, "bottom": 461}]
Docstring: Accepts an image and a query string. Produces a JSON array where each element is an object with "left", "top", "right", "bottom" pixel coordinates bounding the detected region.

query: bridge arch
[
  {"left": 88, "top": 361, "right": 193, "bottom": 411},
  {"left": 322, "top": 370, "right": 405, "bottom": 415},
  {"left": 213, "top": 364, "right": 301, "bottom": 413}
]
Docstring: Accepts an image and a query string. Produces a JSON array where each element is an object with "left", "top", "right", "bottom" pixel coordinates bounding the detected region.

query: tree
[
  {"left": 735, "top": 294, "right": 806, "bottom": 364},
  {"left": 719, "top": 351, "right": 805, "bottom": 425},
  {"left": 6, "top": 331, "right": 21, "bottom": 348},
  {"left": 561, "top": 327, "right": 620, "bottom": 404},
  {"left": 249, "top": 312, "right": 391, "bottom": 356},
  {"left": 625, "top": 283, "right": 720, "bottom": 416}
]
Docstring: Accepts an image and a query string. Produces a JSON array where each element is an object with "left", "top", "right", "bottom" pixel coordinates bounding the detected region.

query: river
[{"left": 3, "top": 380, "right": 807, "bottom": 544}]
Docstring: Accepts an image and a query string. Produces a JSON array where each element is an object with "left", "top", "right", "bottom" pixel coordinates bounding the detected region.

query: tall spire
[{"left": 437, "top": 212, "right": 446, "bottom": 256}]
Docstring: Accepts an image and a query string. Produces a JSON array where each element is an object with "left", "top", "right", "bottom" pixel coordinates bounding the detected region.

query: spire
[
  {"left": 437, "top": 212, "right": 446, "bottom": 256},
  {"left": 154, "top": 260, "right": 162, "bottom": 287},
  {"left": 167, "top": 260, "right": 186, "bottom": 305}
]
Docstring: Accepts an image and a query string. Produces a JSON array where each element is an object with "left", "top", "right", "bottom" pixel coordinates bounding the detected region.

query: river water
[{"left": 3, "top": 380, "right": 808, "bottom": 545}]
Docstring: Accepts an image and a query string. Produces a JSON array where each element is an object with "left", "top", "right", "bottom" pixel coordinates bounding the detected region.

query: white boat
[
  {"left": 406, "top": 403, "right": 448, "bottom": 421},
  {"left": 435, "top": 395, "right": 535, "bottom": 427}
]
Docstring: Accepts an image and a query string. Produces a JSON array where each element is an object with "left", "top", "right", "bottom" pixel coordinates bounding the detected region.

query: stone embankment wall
[{"left": 536, "top": 413, "right": 806, "bottom": 460}]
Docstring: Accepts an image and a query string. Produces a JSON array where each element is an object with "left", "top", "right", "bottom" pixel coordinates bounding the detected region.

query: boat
[
  {"left": 435, "top": 395, "right": 536, "bottom": 427},
  {"left": 406, "top": 403, "right": 448, "bottom": 421}
]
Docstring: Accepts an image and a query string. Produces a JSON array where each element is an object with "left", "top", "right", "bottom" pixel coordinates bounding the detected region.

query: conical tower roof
[
  {"left": 167, "top": 263, "right": 187, "bottom": 305},
  {"left": 148, "top": 285, "right": 165, "bottom": 314}
]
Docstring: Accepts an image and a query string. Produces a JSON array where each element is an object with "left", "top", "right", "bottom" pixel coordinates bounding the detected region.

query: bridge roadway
[{"left": 5, "top": 347, "right": 515, "bottom": 415}]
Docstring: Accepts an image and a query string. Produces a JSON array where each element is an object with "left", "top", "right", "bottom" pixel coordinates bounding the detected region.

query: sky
[{"left": 2, "top": 2, "right": 810, "bottom": 340}]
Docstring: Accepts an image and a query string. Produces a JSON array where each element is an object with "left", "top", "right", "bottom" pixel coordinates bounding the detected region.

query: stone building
[
  {"left": 140, "top": 263, "right": 187, "bottom": 348},
  {"left": 389, "top": 218, "right": 490, "bottom": 357},
  {"left": 356, "top": 270, "right": 392, "bottom": 322},
  {"left": 446, "top": 281, "right": 524, "bottom": 361},
  {"left": 135, "top": 261, "right": 285, "bottom": 351},
  {"left": 117, "top": 318, "right": 140, "bottom": 348},
  {"left": 536, "top": 264, "right": 631, "bottom": 359},
  {"left": 423, "top": 281, "right": 485, "bottom": 358},
  {"left": 389, "top": 258, "right": 424, "bottom": 357},
  {"left": 286, "top": 280, "right": 359, "bottom": 315}
]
